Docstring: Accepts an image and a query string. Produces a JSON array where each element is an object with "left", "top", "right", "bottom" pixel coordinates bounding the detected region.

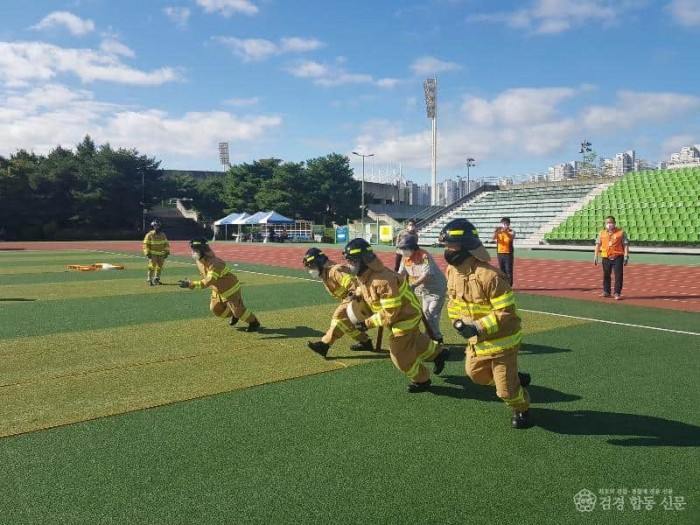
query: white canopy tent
[{"left": 213, "top": 212, "right": 249, "bottom": 240}]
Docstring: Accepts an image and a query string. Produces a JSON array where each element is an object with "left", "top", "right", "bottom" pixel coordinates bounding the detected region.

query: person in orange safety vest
[
  {"left": 594, "top": 215, "right": 630, "bottom": 300},
  {"left": 492, "top": 217, "right": 515, "bottom": 286}
]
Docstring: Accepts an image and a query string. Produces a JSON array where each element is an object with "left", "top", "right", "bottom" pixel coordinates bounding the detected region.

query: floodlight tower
[
  {"left": 218, "top": 142, "right": 230, "bottom": 172},
  {"left": 352, "top": 151, "right": 374, "bottom": 234},
  {"left": 466, "top": 157, "right": 476, "bottom": 195},
  {"left": 423, "top": 77, "right": 437, "bottom": 205}
]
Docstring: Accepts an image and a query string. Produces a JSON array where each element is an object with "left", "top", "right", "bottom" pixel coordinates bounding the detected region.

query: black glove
[
  {"left": 453, "top": 320, "right": 479, "bottom": 338},
  {"left": 354, "top": 321, "right": 368, "bottom": 332},
  {"left": 624, "top": 256, "right": 629, "bottom": 266},
  {"left": 178, "top": 280, "right": 191, "bottom": 289}
]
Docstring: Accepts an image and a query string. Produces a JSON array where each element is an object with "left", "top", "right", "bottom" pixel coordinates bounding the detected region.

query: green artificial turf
[{"left": 0, "top": 249, "right": 698, "bottom": 525}]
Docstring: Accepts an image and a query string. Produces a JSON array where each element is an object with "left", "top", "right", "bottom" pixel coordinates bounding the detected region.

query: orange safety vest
[
  {"left": 495, "top": 230, "right": 514, "bottom": 254},
  {"left": 599, "top": 229, "right": 625, "bottom": 258}
]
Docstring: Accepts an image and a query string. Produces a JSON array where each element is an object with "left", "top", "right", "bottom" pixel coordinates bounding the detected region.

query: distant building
[{"left": 668, "top": 145, "right": 700, "bottom": 168}]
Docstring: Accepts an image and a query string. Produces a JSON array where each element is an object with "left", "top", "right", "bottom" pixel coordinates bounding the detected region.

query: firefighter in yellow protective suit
[
  {"left": 303, "top": 247, "right": 374, "bottom": 358},
  {"left": 179, "top": 238, "right": 260, "bottom": 332},
  {"left": 342, "top": 238, "right": 449, "bottom": 393},
  {"left": 439, "top": 218, "right": 532, "bottom": 428},
  {"left": 142, "top": 220, "right": 170, "bottom": 285}
]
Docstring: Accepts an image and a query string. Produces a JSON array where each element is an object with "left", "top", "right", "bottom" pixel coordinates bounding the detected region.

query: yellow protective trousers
[
  {"left": 322, "top": 302, "right": 371, "bottom": 346},
  {"left": 147, "top": 255, "right": 166, "bottom": 277},
  {"left": 388, "top": 329, "right": 439, "bottom": 383},
  {"left": 465, "top": 345, "right": 530, "bottom": 412},
  {"left": 210, "top": 291, "right": 258, "bottom": 324}
]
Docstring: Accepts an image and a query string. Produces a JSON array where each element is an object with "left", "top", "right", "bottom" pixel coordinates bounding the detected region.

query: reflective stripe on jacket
[
  {"left": 321, "top": 261, "right": 358, "bottom": 300},
  {"left": 192, "top": 252, "right": 241, "bottom": 298},
  {"left": 357, "top": 258, "right": 422, "bottom": 336},
  {"left": 142, "top": 230, "right": 170, "bottom": 256},
  {"left": 446, "top": 257, "right": 522, "bottom": 356}
]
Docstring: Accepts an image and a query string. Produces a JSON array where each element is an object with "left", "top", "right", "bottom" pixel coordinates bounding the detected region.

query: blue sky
[{"left": 1, "top": 0, "right": 699, "bottom": 185}]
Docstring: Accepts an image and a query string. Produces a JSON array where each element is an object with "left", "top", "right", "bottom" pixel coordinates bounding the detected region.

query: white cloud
[
  {"left": 582, "top": 91, "right": 700, "bottom": 131},
  {"left": 410, "top": 56, "right": 462, "bottom": 76},
  {"left": 163, "top": 7, "right": 191, "bottom": 28},
  {"left": 467, "top": 0, "right": 641, "bottom": 35},
  {"left": 216, "top": 36, "right": 324, "bottom": 62},
  {"left": 377, "top": 78, "right": 401, "bottom": 89},
  {"left": 0, "top": 84, "right": 282, "bottom": 161},
  {"left": 661, "top": 134, "right": 698, "bottom": 157},
  {"left": 666, "top": 0, "right": 700, "bottom": 27},
  {"left": 354, "top": 86, "right": 700, "bottom": 172},
  {"left": 99, "top": 38, "right": 135, "bottom": 58},
  {"left": 286, "top": 59, "right": 388, "bottom": 87},
  {"left": 196, "top": 0, "right": 259, "bottom": 17},
  {"left": 31, "top": 11, "right": 95, "bottom": 36},
  {"left": 223, "top": 96, "right": 261, "bottom": 107},
  {"left": 0, "top": 41, "right": 180, "bottom": 87}
]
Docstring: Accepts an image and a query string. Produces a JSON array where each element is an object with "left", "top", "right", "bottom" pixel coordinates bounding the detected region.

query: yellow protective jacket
[
  {"left": 320, "top": 260, "right": 359, "bottom": 301},
  {"left": 356, "top": 258, "right": 423, "bottom": 336},
  {"left": 446, "top": 256, "right": 521, "bottom": 355},
  {"left": 142, "top": 230, "right": 170, "bottom": 257},
  {"left": 189, "top": 252, "right": 241, "bottom": 299}
]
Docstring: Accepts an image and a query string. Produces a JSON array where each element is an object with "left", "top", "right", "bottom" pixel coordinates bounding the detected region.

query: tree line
[{"left": 0, "top": 136, "right": 362, "bottom": 240}]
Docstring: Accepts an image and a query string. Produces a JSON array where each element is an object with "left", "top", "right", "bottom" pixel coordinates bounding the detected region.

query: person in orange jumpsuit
[
  {"left": 303, "top": 247, "right": 374, "bottom": 357},
  {"left": 343, "top": 238, "right": 448, "bottom": 393},
  {"left": 142, "top": 220, "right": 170, "bottom": 285},
  {"left": 441, "top": 218, "right": 532, "bottom": 428},
  {"left": 179, "top": 238, "right": 260, "bottom": 332}
]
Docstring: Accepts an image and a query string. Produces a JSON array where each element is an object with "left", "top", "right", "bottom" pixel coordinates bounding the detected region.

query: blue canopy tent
[{"left": 213, "top": 212, "right": 249, "bottom": 240}]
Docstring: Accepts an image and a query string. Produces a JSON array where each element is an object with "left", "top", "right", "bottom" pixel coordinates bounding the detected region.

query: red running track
[{"left": 3, "top": 241, "right": 700, "bottom": 313}]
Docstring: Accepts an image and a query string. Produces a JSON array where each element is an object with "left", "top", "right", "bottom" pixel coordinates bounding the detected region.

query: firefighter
[
  {"left": 342, "top": 238, "right": 448, "bottom": 393},
  {"left": 142, "top": 220, "right": 170, "bottom": 285},
  {"left": 397, "top": 237, "right": 447, "bottom": 344},
  {"left": 440, "top": 218, "right": 532, "bottom": 429},
  {"left": 303, "top": 247, "right": 374, "bottom": 357},
  {"left": 179, "top": 238, "right": 260, "bottom": 332},
  {"left": 594, "top": 215, "right": 630, "bottom": 300}
]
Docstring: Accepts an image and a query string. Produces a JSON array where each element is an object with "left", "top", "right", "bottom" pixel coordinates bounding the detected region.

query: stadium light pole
[
  {"left": 423, "top": 77, "right": 437, "bottom": 205},
  {"left": 352, "top": 151, "right": 374, "bottom": 235},
  {"left": 466, "top": 157, "right": 476, "bottom": 195}
]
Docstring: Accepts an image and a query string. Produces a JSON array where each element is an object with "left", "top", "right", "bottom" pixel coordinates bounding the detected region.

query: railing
[{"left": 176, "top": 199, "right": 200, "bottom": 222}]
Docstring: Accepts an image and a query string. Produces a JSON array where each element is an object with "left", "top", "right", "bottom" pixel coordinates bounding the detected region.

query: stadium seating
[
  {"left": 419, "top": 183, "right": 600, "bottom": 246},
  {"left": 544, "top": 167, "right": 700, "bottom": 245}
]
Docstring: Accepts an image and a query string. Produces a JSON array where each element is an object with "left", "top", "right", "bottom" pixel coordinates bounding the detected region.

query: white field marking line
[
  {"left": 91, "top": 250, "right": 700, "bottom": 336},
  {"left": 520, "top": 309, "right": 700, "bottom": 336}
]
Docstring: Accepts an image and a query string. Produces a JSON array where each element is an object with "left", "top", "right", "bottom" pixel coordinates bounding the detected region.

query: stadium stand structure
[
  {"left": 545, "top": 167, "right": 700, "bottom": 246},
  {"left": 418, "top": 183, "right": 601, "bottom": 247}
]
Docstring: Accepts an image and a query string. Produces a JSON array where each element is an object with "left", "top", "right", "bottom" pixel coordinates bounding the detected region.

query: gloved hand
[
  {"left": 178, "top": 280, "right": 191, "bottom": 289},
  {"left": 594, "top": 256, "right": 599, "bottom": 265},
  {"left": 453, "top": 320, "right": 479, "bottom": 338},
  {"left": 409, "top": 284, "right": 417, "bottom": 292},
  {"left": 146, "top": 254, "right": 152, "bottom": 259},
  {"left": 624, "top": 256, "right": 629, "bottom": 266},
  {"left": 163, "top": 254, "right": 169, "bottom": 259},
  {"left": 354, "top": 321, "right": 368, "bottom": 332}
]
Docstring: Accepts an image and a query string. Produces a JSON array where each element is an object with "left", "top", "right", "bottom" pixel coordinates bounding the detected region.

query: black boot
[
  {"left": 511, "top": 410, "right": 533, "bottom": 429},
  {"left": 518, "top": 372, "right": 531, "bottom": 387},
  {"left": 229, "top": 316, "right": 239, "bottom": 327},
  {"left": 350, "top": 340, "right": 374, "bottom": 351},
  {"left": 245, "top": 320, "right": 260, "bottom": 332},
  {"left": 407, "top": 379, "right": 431, "bottom": 393},
  {"left": 433, "top": 347, "right": 450, "bottom": 375},
  {"left": 308, "top": 341, "right": 330, "bottom": 357}
]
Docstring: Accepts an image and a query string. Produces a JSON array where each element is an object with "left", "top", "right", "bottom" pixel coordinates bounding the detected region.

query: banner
[
  {"left": 335, "top": 226, "right": 349, "bottom": 244},
  {"left": 379, "top": 225, "right": 394, "bottom": 243}
]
